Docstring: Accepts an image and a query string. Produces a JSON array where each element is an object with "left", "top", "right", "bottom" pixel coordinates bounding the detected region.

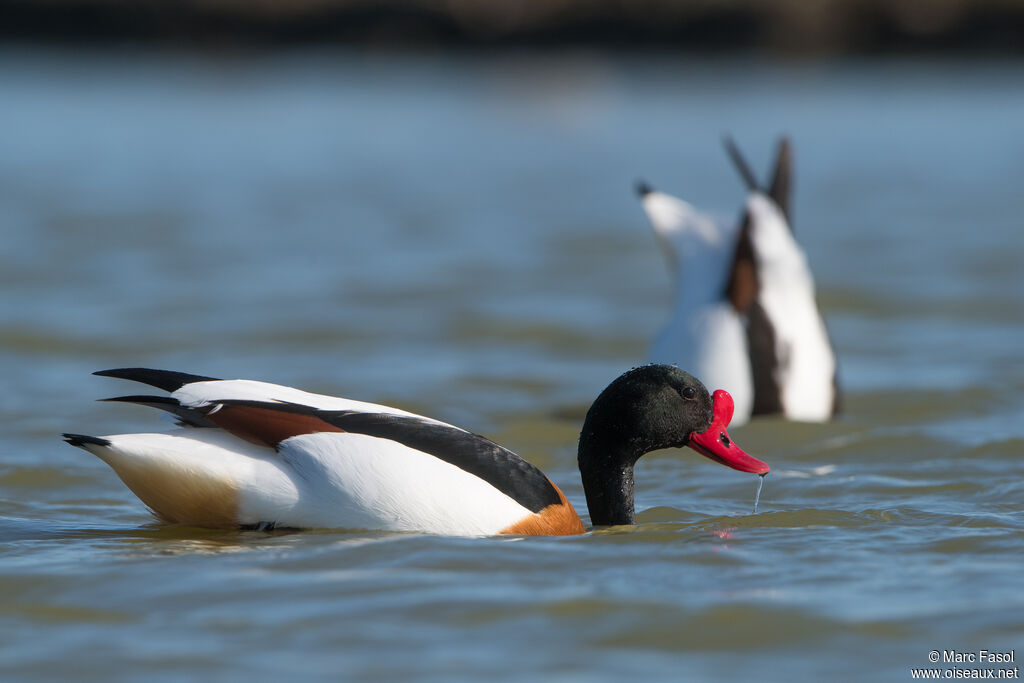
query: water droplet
[{"left": 753, "top": 474, "right": 766, "bottom": 514}]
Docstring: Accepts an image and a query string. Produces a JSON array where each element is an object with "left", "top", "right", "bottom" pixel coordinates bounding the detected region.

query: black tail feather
[
  {"left": 767, "top": 136, "right": 794, "bottom": 228},
  {"left": 93, "top": 368, "right": 220, "bottom": 392},
  {"left": 722, "top": 134, "right": 760, "bottom": 193},
  {"left": 99, "top": 394, "right": 218, "bottom": 428},
  {"left": 63, "top": 434, "right": 112, "bottom": 448}
]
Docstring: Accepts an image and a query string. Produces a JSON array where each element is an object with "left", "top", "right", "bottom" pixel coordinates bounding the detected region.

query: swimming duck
[
  {"left": 637, "top": 136, "right": 839, "bottom": 424},
  {"left": 63, "top": 365, "right": 768, "bottom": 536}
]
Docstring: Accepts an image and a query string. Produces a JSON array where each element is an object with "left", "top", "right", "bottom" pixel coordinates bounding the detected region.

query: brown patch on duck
[
  {"left": 499, "top": 480, "right": 586, "bottom": 536},
  {"left": 205, "top": 404, "right": 345, "bottom": 448},
  {"left": 725, "top": 217, "right": 758, "bottom": 314}
]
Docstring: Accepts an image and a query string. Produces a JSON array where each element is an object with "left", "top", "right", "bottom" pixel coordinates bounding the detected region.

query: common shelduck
[
  {"left": 63, "top": 365, "right": 768, "bottom": 536},
  {"left": 637, "top": 136, "right": 839, "bottom": 424}
]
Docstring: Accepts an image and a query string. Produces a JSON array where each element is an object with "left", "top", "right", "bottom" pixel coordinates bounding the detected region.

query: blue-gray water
[{"left": 2, "top": 49, "right": 1023, "bottom": 681}]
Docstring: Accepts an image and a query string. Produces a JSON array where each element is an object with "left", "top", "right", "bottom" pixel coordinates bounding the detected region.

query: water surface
[{"left": 1, "top": 49, "right": 1023, "bottom": 681}]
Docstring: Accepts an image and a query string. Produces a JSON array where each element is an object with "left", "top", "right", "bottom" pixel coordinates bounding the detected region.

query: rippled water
[{"left": 2, "top": 49, "right": 1023, "bottom": 681}]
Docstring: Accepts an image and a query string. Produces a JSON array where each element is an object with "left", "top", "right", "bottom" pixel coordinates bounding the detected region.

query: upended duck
[
  {"left": 63, "top": 365, "right": 768, "bottom": 536},
  {"left": 637, "top": 136, "right": 839, "bottom": 425}
]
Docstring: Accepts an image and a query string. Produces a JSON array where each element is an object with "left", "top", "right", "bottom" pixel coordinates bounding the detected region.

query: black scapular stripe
[
  {"left": 220, "top": 400, "right": 562, "bottom": 514},
  {"left": 747, "top": 301, "right": 784, "bottom": 416}
]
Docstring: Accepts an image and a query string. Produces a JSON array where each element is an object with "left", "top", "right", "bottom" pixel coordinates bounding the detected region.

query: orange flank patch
[
  {"left": 499, "top": 481, "right": 587, "bottom": 536},
  {"left": 206, "top": 404, "right": 345, "bottom": 447}
]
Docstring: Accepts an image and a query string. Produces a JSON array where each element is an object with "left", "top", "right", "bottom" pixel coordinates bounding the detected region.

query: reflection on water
[{"left": 1, "top": 48, "right": 1023, "bottom": 681}]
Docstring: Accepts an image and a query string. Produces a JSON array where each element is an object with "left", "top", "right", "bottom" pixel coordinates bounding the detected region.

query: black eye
[{"left": 681, "top": 386, "right": 696, "bottom": 400}]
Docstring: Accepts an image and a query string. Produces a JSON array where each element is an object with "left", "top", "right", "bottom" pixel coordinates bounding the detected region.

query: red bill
[{"left": 688, "top": 389, "right": 770, "bottom": 475}]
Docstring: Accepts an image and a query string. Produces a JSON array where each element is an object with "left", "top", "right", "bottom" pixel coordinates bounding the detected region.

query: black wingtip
[
  {"left": 63, "top": 433, "right": 112, "bottom": 448},
  {"left": 722, "top": 133, "right": 760, "bottom": 193},
  {"left": 635, "top": 179, "right": 654, "bottom": 198},
  {"left": 98, "top": 394, "right": 219, "bottom": 428},
  {"left": 93, "top": 368, "right": 220, "bottom": 392},
  {"left": 98, "top": 394, "right": 180, "bottom": 405}
]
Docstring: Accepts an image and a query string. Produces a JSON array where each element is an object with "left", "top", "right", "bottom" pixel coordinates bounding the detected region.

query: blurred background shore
[{"left": 3, "top": 0, "right": 1023, "bottom": 55}]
